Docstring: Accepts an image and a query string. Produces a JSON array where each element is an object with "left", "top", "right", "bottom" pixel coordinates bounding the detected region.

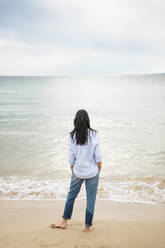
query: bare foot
[
  {"left": 83, "top": 226, "right": 95, "bottom": 232},
  {"left": 49, "top": 219, "right": 68, "bottom": 229}
]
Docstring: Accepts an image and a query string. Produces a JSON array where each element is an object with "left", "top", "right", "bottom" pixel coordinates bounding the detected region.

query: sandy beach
[{"left": 0, "top": 200, "right": 165, "bottom": 248}]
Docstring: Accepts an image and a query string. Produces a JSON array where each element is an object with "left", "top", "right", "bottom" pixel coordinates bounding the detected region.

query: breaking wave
[{"left": 0, "top": 175, "right": 165, "bottom": 204}]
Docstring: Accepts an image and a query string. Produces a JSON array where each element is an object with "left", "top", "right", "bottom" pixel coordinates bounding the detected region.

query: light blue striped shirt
[{"left": 68, "top": 129, "right": 102, "bottom": 179}]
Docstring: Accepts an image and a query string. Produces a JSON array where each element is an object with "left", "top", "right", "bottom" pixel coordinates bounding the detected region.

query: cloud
[
  {"left": 0, "top": 0, "right": 164, "bottom": 75},
  {"left": 0, "top": 36, "right": 164, "bottom": 76},
  {"left": 37, "top": 0, "right": 165, "bottom": 46}
]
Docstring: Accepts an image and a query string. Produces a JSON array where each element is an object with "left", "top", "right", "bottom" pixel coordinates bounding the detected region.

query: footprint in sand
[{"left": 73, "top": 243, "right": 118, "bottom": 248}]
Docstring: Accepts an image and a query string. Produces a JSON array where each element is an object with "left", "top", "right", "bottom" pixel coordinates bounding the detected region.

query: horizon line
[{"left": 0, "top": 72, "right": 165, "bottom": 77}]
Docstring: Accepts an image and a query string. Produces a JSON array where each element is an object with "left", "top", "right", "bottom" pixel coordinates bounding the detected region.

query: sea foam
[{"left": 0, "top": 175, "right": 164, "bottom": 204}]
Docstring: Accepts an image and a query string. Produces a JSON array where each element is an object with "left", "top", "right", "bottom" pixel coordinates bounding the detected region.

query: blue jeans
[{"left": 62, "top": 170, "right": 99, "bottom": 227}]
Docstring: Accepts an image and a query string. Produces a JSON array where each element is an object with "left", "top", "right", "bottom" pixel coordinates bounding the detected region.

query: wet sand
[{"left": 0, "top": 200, "right": 165, "bottom": 248}]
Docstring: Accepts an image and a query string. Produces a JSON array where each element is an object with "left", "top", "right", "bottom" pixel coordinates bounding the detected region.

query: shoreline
[
  {"left": 1, "top": 174, "right": 164, "bottom": 205},
  {"left": 0, "top": 200, "right": 165, "bottom": 248},
  {"left": 0, "top": 198, "right": 162, "bottom": 205}
]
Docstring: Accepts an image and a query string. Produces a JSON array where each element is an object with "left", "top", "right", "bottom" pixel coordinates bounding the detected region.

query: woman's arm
[
  {"left": 95, "top": 133, "right": 102, "bottom": 172},
  {"left": 68, "top": 135, "right": 76, "bottom": 170}
]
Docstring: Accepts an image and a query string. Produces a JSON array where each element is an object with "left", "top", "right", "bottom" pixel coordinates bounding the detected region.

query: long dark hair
[{"left": 69, "top": 109, "right": 97, "bottom": 145}]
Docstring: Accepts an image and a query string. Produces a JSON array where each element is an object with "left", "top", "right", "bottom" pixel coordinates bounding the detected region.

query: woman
[{"left": 50, "top": 109, "right": 102, "bottom": 232}]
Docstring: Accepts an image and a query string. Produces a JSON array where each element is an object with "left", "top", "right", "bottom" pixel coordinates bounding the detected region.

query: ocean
[{"left": 0, "top": 75, "right": 165, "bottom": 204}]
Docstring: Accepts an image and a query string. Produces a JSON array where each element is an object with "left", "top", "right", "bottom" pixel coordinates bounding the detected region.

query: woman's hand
[{"left": 97, "top": 161, "right": 102, "bottom": 173}]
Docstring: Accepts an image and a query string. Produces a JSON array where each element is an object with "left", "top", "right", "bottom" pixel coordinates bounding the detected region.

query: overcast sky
[{"left": 0, "top": 0, "right": 165, "bottom": 76}]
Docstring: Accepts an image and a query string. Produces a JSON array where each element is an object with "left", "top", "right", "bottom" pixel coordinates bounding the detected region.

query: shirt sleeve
[
  {"left": 94, "top": 132, "right": 102, "bottom": 163},
  {"left": 68, "top": 134, "right": 76, "bottom": 166}
]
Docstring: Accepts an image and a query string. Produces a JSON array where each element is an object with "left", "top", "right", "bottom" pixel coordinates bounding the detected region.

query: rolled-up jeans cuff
[
  {"left": 62, "top": 215, "right": 71, "bottom": 220},
  {"left": 86, "top": 223, "right": 93, "bottom": 227}
]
